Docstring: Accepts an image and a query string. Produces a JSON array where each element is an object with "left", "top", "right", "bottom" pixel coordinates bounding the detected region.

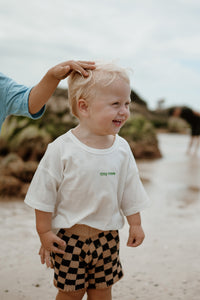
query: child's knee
[
  {"left": 56, "top": 289, "right": 85, "bottom": 300},
  {"left": 87, "top": 287, "right": 112, "bottom": 300}
]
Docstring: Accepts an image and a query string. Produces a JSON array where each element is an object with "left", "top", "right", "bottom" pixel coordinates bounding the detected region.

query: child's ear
[{"left": 77, "top": 98, "right": 89, "bottom": 115}]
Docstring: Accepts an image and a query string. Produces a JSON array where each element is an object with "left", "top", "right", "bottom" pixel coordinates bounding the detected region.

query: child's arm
[
  {"left": 28, "top": 60, "right": 95, "bottom": 114},
  {"left": 35, "top": 209, "right": 66, "bottom": 255},
  {"left": 126, "top": 212, "right": 145, "bottom": 247}
]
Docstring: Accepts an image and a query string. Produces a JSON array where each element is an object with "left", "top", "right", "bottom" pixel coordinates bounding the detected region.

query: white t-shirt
[{"left": 25, "top": 130, "right": 149, "bottom": 231}]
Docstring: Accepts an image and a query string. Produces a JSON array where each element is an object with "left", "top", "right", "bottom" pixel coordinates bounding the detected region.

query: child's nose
[{"left": 119, "top": 107, "right": 129, "bottom": 115}]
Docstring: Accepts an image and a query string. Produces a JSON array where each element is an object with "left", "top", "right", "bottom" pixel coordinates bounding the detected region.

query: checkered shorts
[{"left": 51, "top": 225, "right": 123, "bottom": 292}]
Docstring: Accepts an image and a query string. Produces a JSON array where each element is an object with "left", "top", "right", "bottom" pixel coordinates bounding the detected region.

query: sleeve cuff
[
  {"left": 24, "top": 199, "right": 54, "bottom": 212},
  {"left": 25, "top": 88, "right": 46, "bottom": 119},
  {"left": 123, "top": 200, "right": 151, "bottom": 216},
  {"left": 30, "top": 105, "right": 46, "bottom": 119}
]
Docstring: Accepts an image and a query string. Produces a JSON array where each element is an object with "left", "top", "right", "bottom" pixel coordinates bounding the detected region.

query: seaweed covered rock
[
  {"left": 0, "top": 153, "right": 38, "bottom": 196},
  {"left": 0, "top": 175, "right": 22, "bottom": 196},
  {"left": 119, "top": 114, "right": 162, "bottom": 159}
]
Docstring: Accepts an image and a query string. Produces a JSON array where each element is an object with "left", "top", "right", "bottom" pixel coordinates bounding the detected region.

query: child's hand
[
  {"left": 38, "top": 245, "right": 53, "bottom": 268},
  {"left": 39, "top": 230, "right": 66, "bottom": 254},
  {"left": 127, "top": 224, "right": 145, "bottom": 247},
  {"left": 49, "top": 60, "right": 96, "bottom": 80}
]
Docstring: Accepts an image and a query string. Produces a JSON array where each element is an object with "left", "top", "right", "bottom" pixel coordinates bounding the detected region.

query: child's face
[{"left": 86, "top": 76, "right": 131, "bottom": 136}]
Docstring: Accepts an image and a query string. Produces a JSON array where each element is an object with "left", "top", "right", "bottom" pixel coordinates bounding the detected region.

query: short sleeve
[
  {"left": 24, "top": 142, "right": 63, "bottom": 212},
  {"left": 121, "top": 149, "right": 150, "bottom": 216},
  {"left": 0, "top": 73, "right": 45, "bottom": 120}
]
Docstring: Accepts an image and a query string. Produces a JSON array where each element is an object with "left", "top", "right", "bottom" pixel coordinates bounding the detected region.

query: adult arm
[{"left": 28, "top": 60, "right": 95, "bottom": 114}]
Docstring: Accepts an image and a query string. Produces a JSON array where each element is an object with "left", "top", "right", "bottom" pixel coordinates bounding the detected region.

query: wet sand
[{"left": 0, "top": 133, "right": 200, "bottom": 300}]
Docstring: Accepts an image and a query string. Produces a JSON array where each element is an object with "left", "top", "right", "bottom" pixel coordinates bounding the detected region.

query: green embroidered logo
[{"left": 100, "top": 172, "right": 116, "bottom": 176}]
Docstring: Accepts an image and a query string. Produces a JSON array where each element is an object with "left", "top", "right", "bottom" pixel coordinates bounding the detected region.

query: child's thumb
[
  {"left": 127, "top": 235, "right": 136, "bottom": 246},
  {"left": 56, "top": 236, "right": 66, "bottom": 248}
]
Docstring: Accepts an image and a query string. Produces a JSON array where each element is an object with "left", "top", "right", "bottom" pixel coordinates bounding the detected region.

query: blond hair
[{"left": 67, "top": 62, "right": 130, "bottom": 117}]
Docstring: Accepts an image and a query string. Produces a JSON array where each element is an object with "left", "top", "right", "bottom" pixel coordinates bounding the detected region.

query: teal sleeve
[{"left": 0, "top": 72, "right": 45, "bottom": 130}]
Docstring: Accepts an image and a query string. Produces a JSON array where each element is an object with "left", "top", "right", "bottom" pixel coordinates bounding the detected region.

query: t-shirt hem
[
  {"left": 51, "top": 221, "right": 125, "bottom": 232},
  {"left": 122, "top": 201, "right": 150, "bottom": 216}
]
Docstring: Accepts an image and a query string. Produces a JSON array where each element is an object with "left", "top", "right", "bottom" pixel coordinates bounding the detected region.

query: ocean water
[{"left": 138, "top": 133, "right": 200, "bottom": 208}]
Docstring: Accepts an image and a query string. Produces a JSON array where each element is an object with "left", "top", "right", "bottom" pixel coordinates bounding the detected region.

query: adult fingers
[
  {"left": 77, "top": 61, "right": 96, "bottom": 74},
  {"left": 60, "top": 60, "right": 95, "bottom": 70},
  {"left": 77, "top": 61, "right": 96, "bottom": 68},
  {"left": 61, "top": 60, "right": 95, "bottom": 76},
  {"left": 70, "top": 62, "right": 91, "bottom": 76},
  {"left": 77, "top": 61, "right": 95, "bottom": 64}
]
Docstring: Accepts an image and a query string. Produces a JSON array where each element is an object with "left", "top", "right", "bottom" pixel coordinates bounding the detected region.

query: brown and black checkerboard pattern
[{"left": 51, "top": 228, "right": 123, "bottom": 292}]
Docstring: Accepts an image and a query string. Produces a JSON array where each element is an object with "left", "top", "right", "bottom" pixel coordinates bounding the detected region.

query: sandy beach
[{"left": 0, "top": 133, "right": 200, "bottom": 300}]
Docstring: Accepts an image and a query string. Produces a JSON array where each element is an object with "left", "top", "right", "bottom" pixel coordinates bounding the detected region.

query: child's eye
[{"left": 112, "top": 102, "right": 119, "bottom": 106}]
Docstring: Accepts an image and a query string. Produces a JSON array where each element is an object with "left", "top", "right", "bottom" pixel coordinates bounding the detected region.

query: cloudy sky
[{"left": 0, "top": 0, "right": 199, "bottom": 110}]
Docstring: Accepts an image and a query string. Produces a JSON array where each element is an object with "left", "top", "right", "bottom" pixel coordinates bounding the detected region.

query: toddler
[{"left": 25, "top": 62, "right": 149, "bottom": 300}]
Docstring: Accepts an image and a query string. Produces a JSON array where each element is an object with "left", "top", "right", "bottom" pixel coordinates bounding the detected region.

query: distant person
[
  {"left": 0, "top": 60, "right": 96, "bottom": 132},
  {"left": 169, "top": 106, "right": 200, "bottom": 155},
  {"left": 25, "top": 62, "right": 149, "bottom": 300}
]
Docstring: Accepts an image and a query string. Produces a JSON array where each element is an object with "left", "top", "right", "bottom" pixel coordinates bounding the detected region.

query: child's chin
[{"left": 112, "top": 128, "right": 121, "bottom": 134}]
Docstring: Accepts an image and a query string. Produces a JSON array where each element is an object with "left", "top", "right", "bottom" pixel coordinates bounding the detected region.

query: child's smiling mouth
[{"left": 112, "top": 119, "right": 124, "bottom": 126}]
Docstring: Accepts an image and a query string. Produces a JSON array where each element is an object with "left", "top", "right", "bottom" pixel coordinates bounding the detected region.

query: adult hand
[{"left": 49, "top": 60, "right": 96, "bottom": 80}]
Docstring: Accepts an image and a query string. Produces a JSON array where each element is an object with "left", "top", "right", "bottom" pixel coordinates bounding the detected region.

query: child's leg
[
  {"left": 186, "top": 136, "right": 194, "bottom": 154},
  {"left": 87, "top": 287, "right": 112, "bottom": 300},
  {"left": 56, "top": 289, "right": 85, "bottom": 300},
  {"left": 194, "top": 136, "right": 200, "bottom": 155}
]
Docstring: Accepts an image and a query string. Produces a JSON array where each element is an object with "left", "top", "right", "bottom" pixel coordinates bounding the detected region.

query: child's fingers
[
  {"left": 38, "top": 245, "right": 53, "bottom": 268},
  {"left": 38, "top": 246, "right": 45, "bottom": 264},
  {"left": 133, "top": 237, "right": 144, "bottom": 247},
  {"left": 52, "top": 246, "right": 66, "bottom": 254},
  {"left": 44, "top": 250, "right": 52, "bottom": 268},
  {"left": 51, "top": 236, "right": 66, "bottom": 254},
  {"left": 38, "top": 245, "right": 42, "bottom": 256},
  {"left": 127, "top": 235, "right": 135, "bottom": 247},
  {"left": 45, "top": 258, "right": 51, "bottom": 268},
  {"left": 54, "top": 236, "right": 66, "bottom": 248},
  {"left": 127, "top": 236, "right": 144, "bottom": 247}
]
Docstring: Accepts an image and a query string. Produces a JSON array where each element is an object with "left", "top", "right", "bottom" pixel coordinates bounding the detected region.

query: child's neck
[{"left": 72, "top": 125, "right": 115, "bottom": 149}]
